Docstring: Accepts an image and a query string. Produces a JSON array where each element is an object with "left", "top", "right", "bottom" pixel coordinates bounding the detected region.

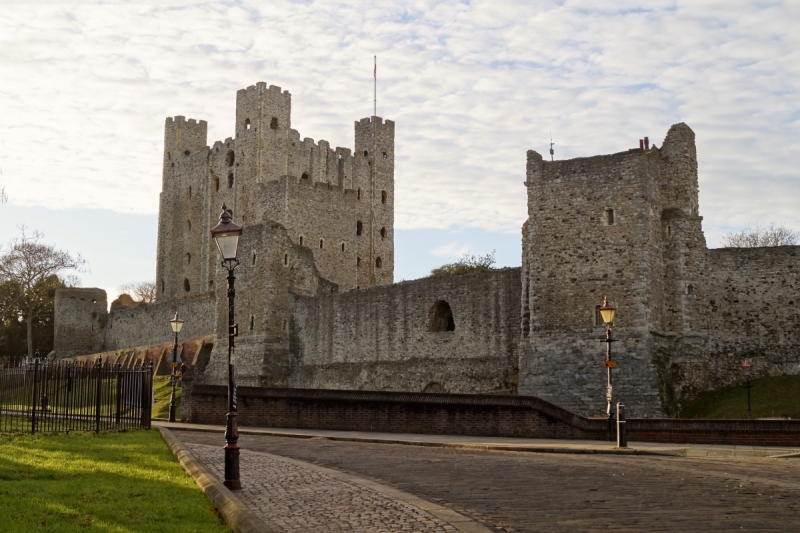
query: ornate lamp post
[
  {"left": 742, "top": 359, "right": 752, "bottom": 420},
  {"left": 599, "top": 296, "right": 617, "bottom": 441},
  {"left": 168, "top": 312, "right": 184, "bottom": 423},
  {"left": 210, "top": 204, "right": 243, "bottom": 491}
]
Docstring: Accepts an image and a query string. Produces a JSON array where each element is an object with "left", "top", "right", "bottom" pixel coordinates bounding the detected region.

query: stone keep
[{"left": 53, "top": 82, "right": 800, "bottom": 417}]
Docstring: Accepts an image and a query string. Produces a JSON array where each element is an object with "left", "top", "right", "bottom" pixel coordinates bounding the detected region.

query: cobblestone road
[
  {"left": 186, "top": 442, "right": 465, "bottom": 533},
  {"left": 179, "top": 431, "right": 800, "bottom": 532}
]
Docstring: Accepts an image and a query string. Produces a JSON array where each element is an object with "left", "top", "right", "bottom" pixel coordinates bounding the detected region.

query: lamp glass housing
[
  {"left": 170, "top": 316, "right": 184, "bottom": 333},
  {"left": 599, "top": 297, "right": 616, "bottom": 325},
  {"left": 742, "top": 359, "right": 752, "bottom": 376},
  {"left": 213, "top": 232, "right": 240, "bottom": 261}
]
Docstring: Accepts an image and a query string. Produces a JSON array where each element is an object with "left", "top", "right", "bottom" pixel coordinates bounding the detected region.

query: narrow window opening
[
  {"left": 284, "top": 254, "right": 288, "bottom": 266},
  {"left": 381, "top": 190, "right": 387, "bottom": 204},
  {"left": 209, "top": 280, "right": 214, "bottom": 289},
  {"left": 357, "top": 188, "right": 362, "bottom": 200},
  {"left": 226, "top": 150, "right": 235, "bottom": 167},
  {"left": 319, "top": 239, "right": 324, "bottom": 249},
  {"left": 341, "top": 243, "right": 345, "bottom": 252},
  {"left": 667, "top": 225, "right": 672, "bottom": 237},
  {"left": 187, "top": 219, "right": 192, "bottom": 231},
  {"left": 356, "top": 221, "right": 363, "bottom": 236},
  {"left": 375, "top": 257, "right": 382, "bottom": 268},
  {"left": 594, "top": 305, "right": 603, "bottom": 327},
  {"left": 380, "top": 227, "right": 386, "bottom": 239},
  {"left": 282, "top": 319, "right": 288, "bottom": 332},
  {"left": 428, "top": 300, "right": 455, "bottom": 332},
  {"left": 382, "top": 151, "right": 387, "bottom": 160},
  {"left": 270, "top": 117, "right": 278, "bottom": 129},
  {"left": 250, "top": 315, "right": 254, "bottom": 331},
  {"left": 167, "top": 152, "right": 171, "bottom": 160},
  {"left": 357, "top": 257, "right": 361, "bottom": 267},
  {"left": 363, "top": 150, "right": 368, "bottom": 157},
  {"left": 301, "top": 172, "right": 309, "bottom": 180},
  {"left": 214, "top": 177, "right": 220, "bottom": 191},
  {"left": 245, "top": 118, "right": 251, "bottom": 130},
  {"left": 186, "top": 252, "right": 191, "bottom": 265},
  {"left": 183, "top": 279, "right": 190, "bottom": 292},
  {"left": 161, "top": 280, "right": 165, "bottom": 292},
  {"left": 184, "top": 150, "right": 190, "bottom": 156},
  {"left": 299, "top": 235, "right": 304, "bottom": 246},
  {"left": 687, "top": 284, "right": 695, "bottom": 296},
  {"left": 228, "top": 172, "right": 234, "bottom": 188},
  {"left": 188, "top": 186, "right": 192, "bottom": 198},
  {"left": 605, "top": 209, "right": 614, "bottom": 225},
  {"left": 252, "top": 251, "right": 257, "bottom": 266}
]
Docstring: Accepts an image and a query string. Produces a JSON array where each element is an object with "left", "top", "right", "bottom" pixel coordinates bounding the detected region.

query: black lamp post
[
  {"left": 211, "top": 204, "right": 243, "bottom": 491},
  {"left": 168, "top": 312, "right": 184, "bottom": 423},
  {"left": 599, "top": 296, "right": 617, "bottom": 441},
  {"left": 742, "top": 358, "right": 752, "bottom": 420}
]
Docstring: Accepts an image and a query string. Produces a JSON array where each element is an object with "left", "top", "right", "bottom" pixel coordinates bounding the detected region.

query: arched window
[
  {"left": 381, "top": 191, "right": 388, "bottom": 204},
  {"left": 356, "top": 221, "right": 363, "bottom": 236},
  {"left": 375, "top": 257, "right": 382, "bottom": 268},
  {"left": 270, "top": 117, "right": 278, "bottom": 129},
  {"left": 687, "top": 284, "right": 695, "bottom": 296},
  {"left": 363, "top": 150, "right": 368, "bottom": 157},
  {"left": 228, "top": 172, "right": 234, "bottom": 188},
  {"left": 183, "top": 279, "right": 190, "bottom": 292},
  {"left": 226, "top": 150, "right": 235, "bottom": 167},
  {"left": 245, "top": 118, "right": 251, "bottom": 130},
  {"left": 380, "top": 227, "right": 386, "bottom": 239},
  {"left": 301, "top": 172, "right": 309, "bottom": 180},
  {"left": 184, "top": 150, "right": 190, "bottom": 156},
  {"left": 428, "top": 300, "right": 455, "bottom": 332}
]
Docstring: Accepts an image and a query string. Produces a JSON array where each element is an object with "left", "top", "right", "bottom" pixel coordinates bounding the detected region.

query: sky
[{"left": 1, "top": 0, "right": 798, "bottom": 300}]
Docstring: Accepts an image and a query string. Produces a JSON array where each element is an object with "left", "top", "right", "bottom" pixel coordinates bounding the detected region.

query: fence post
[
  {"left": 31, "top": 358, "right": 40, "bottom": 435},
  {"left": 95, "top": 358, "right": 102, "bottom": 434},
  {"left": 115, "top": 363, "right": 122, "bottom": 426}
]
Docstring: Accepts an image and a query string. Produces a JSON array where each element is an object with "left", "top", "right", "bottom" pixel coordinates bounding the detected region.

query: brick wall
[{"left": 186, "top": 386, "right": 800, "bottom": 446}]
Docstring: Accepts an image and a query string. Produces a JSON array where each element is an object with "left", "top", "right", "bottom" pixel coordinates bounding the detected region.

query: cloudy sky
[{"left": 1, "top": 0, "right": 798, "bottom": 298}]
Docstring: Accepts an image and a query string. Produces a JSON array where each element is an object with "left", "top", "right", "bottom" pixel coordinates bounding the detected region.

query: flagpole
[{"left": 373, "top": 55, "right": 377, "bottom": 117}]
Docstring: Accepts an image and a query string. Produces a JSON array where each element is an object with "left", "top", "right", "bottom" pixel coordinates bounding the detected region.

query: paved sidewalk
[
  {"left": 185, "top": 442, "right": 489, "bottom": 533},
  {"left": 155, "top": 421, "right": 800, "bottom": 458}
]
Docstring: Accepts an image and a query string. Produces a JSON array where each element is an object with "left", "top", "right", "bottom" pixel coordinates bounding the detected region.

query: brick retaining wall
[{"left": 185, "top": 386, "right": 800, "bottom": 446}]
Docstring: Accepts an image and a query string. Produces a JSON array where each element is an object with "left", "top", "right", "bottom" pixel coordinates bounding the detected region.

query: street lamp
[
  {"left": 168, "top": 312, "right": 184, "bottom": 423},
  {"left": 742, "top": 358, "right": 752, "bottom": 420},
  {"left": 210, "top": 204, "right": 243, "bottom": 491},
  {"left": 599, "top": 296, "right": 617, "bottom": 441}
]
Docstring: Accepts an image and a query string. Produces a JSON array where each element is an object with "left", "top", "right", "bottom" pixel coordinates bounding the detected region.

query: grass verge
[
  {"left": 153, "top": 376, "right": 180, "bottom": 419},
  {"left": 680, "top": 374, "right": 800, "bottom": 419},
  {"left": 0, "top": 429, "right": 230, "bottom": 533}
]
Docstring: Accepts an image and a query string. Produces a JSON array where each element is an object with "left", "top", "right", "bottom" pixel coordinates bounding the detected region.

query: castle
[{"left": 53, "top": 82, "right": 800, "bottom": 417}]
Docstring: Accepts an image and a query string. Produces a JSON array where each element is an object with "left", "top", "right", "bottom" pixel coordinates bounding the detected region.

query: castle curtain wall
[{"left": 289, "top": 268, "right": 521, "bottom": 394}]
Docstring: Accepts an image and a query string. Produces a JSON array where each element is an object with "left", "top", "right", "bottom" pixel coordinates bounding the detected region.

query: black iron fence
[{"left": 0, "top": 358, "right": 153, "bottom": 434}]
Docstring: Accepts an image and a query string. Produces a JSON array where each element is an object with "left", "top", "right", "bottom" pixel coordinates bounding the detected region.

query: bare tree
[
  {"left": 0, "top": 228, "right": 88, "bottom": 358},
  {"left": 430, "top": 250, "right": 496, "bottom": 277},
  {"left": 118, "top": 280, "right": 157, "bottom": 304},
  {"left": 722, "top": 222, "right": 799, "bottom": 248}
]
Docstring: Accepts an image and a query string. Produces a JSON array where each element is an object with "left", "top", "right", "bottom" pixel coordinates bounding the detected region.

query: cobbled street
[{"left": 179, "top": 431, "right": 800, "bottom": 532}]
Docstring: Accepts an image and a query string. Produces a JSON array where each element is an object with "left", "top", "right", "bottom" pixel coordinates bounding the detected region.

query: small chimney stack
[
  {"left": 639, "top": 139, "right": 644, "bottom": 150},
  {"left": 644, "top": 137, "right": 650, "bottom": 150}
]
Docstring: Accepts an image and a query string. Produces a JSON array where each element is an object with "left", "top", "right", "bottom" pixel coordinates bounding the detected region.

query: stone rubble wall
[{"left": 289, "top": 268, "right": 521, "bottom": 394}]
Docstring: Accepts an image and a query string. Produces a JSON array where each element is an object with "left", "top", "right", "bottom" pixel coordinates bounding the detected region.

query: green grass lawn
[
  {"left": 680, "top": 374, "right": 800, "bottom": 419},
  {"left": 0, "top": 430, "right": 231, "bottom": 533},
  {"left": 152, "top": 376, "right": 180, "bottom": 420}
]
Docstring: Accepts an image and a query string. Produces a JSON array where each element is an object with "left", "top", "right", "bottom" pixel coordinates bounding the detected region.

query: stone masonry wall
[{"left": 289, "top": 268, "right": 521, "bottom": 394}]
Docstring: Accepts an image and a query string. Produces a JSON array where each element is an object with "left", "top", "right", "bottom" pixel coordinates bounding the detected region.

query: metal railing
[{"left": 0, "top": 357, "right": 153, "bottom": 434}]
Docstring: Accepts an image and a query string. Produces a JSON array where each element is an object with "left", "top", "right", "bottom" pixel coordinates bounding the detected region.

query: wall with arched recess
[{"left": 288, "top": 267, "right": 521, "bottom": 394}]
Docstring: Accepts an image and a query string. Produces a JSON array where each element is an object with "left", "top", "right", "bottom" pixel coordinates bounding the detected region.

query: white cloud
[{"left": 0, "top": 0, "right": 798, "bottom": 251}]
